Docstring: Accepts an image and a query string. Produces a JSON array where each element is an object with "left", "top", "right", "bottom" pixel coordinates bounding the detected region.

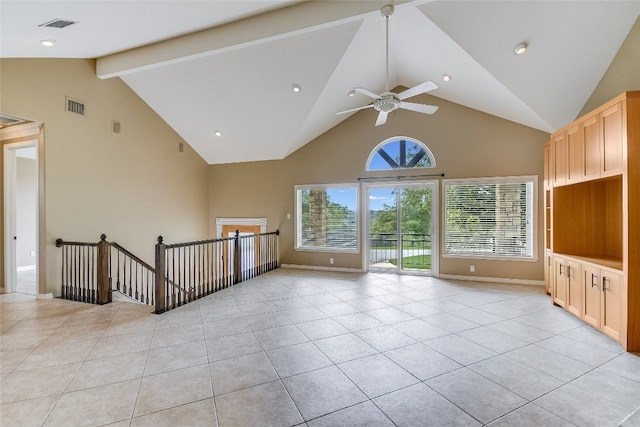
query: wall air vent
[
  {"left": 39, "top": 19, "right": 77, "bottom": 29},
  {"left": 66, "top": 97, "right": 85, "bottom": 116}
]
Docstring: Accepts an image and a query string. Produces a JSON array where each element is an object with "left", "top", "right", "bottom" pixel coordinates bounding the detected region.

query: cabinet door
[
  {"left": 582, "top": 264, "right": 600, "bottom": 328},
  {"left": 601, "top": 270, "right": 623, "bottom": 341},
  {"left": 565, "top": 260, "right": 582, "bottom": 317},
  {"left": 601, "top": 101, "right": 624, "bottom": 177},
  {"left": 567, "top": 125, "right": 584, "bottom": 184},
  {"left": 553, "top": 257, "right": 567, "bottom": 308},
  {"left": 583, "top": 114, "right": 600, "bottom": 180},
  {"left": 552, "top": 133, "right": 568, "bottom": 186},
  {"left": 544, "top": 141, "right": 551, "bottom": 189},
  {"left": 544, "top": 250, "right": 552, "bottom": 295}
]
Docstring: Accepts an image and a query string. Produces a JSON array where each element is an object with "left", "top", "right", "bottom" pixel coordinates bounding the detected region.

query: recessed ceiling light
[
  {"left": 443, "top": 74, "right": 451, "bottom": 82},
  {"left": 292, "top": 84, "right": 301, "bottom": 93},
  {"left": 214, "top": 130, "right": 222, "bottom": 137},
  {"left": 513, "top": 42, "right": 529, "bottom": 55},
  {"left": 41, "top": 40, "right": 55, "bottom": 47}
]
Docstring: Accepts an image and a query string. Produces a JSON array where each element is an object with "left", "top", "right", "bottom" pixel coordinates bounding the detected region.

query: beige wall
[
  {"left": 579, "top": 16, "right": 640, "bottom": 117},
  {"left": 0, "top": 59, "right": 209, "bottom": 294},
  {"left": 209, "top": 93, "right": 549, "bottom": 281},
  {"left": 2, "top": 20, "right": 638, "bottom": 291}
]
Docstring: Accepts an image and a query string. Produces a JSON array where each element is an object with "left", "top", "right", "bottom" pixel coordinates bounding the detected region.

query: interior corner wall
[
  {"left": 579, "top": 15, "right": 640, "bottom": 117},
  {"left": 209, "top": 93, "right": 549, "bottom": 281},
  {"left": 0, "top": 58, "right": 210, "bottom": 295}
]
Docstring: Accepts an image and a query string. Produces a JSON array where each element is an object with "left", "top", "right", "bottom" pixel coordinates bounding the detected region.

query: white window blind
[
  {"left": 295, "top": 185, "right": 358, "bottom": 252},
  {"left": 444, "top": 177, "right": 535, "bottom": 258}
]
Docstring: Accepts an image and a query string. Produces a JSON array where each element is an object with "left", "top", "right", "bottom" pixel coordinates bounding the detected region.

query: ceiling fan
[{"left": 336, "top": 4, "right": 439, "bottom": 126}]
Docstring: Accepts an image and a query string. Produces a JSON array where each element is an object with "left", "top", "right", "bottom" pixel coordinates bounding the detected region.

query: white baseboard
[
  {"left": 438, "top": 273, "right": 544, "bottom": 286},
  {"left": 17, "top": 265, "right": 36, "bottom": 272},
  {"left": 280, "top": 264, "right": 364, "bottom": 273},
  {"left": 279, "top": 265, "right": 543, "bottom": 286}
]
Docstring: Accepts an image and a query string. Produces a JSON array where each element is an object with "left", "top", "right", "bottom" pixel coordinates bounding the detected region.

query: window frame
[
  {"left": 294, "top": 183, "right": 360, "bottom": 253},
  {"left": 366, "top": 136, "right": 436, "bottom": 171},
  {"left": 442, "top": 175, "right": 538, "bottom": 261}
]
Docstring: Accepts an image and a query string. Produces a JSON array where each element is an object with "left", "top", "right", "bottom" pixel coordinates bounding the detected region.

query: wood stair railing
[{"left": 56, "top": 230, "right": 279, "bottom": 313}]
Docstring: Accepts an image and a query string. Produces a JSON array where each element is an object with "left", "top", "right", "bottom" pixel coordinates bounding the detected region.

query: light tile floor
[
  {"left": 1, "top": 268, "right": 639, "bottom": 426},
  {"left": 17, "top": 267, "right": 37, "bottom": 295}
]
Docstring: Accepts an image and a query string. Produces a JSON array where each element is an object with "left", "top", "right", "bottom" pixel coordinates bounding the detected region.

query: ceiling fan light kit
[{"left": 336, "top": 3, "right": 439, "bottom": 126}]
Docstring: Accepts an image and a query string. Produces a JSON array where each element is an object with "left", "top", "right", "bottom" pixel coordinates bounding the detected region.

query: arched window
[{"left": 366, "top": 137, "right": 435, "bottom": 171}]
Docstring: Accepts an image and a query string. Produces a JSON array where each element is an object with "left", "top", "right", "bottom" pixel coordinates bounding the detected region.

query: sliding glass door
[{"left": 366, "top": 182, "right": 437, "bottom": 274}]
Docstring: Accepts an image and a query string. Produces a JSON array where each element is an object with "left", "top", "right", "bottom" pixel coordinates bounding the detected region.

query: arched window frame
[{"left": 366, "top": 136, "right": 436, "bottom": 171}]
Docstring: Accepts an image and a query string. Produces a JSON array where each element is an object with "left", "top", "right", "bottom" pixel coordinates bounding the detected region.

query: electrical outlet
[
  {"left": 30, "top": 250, "right": 36, "bottom": 257},
  {"left": 330, "top": 258, "right": 334, "bottom": 265},
  {"left": 470, "top": 265, "right": 475, "bottom": 272},
  {"left": 287, "top": 213, "right": 291, "bottom": 219}
]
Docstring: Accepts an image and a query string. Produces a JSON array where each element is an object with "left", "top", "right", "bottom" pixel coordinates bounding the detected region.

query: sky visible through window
[
  {"left": 326, "top": 188, "right": 395, "bottom": 211},
  {"left": 330, "top": 139, "right": 433, "bottom": 211}
]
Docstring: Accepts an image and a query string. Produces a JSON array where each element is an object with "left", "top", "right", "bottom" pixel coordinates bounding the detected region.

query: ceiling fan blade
[
  {"left": 353, "top": 87, "right": 381, "bottom": 99},
  {"left": 375, "top": 111, "right": 388, "bottom": 126},
  {"left": 336, "top": 104, "right": 374, "bottom": 115},
  {"left": 397, "top": 81, "right": 438, "bottom": 101},
  {"left": 399, "top": 101, "right": 439, "bottom": 115}
]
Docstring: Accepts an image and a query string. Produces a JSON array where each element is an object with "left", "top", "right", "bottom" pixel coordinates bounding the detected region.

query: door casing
[{"left": 363, "top": 180, "right": 439, "bottom": 275}]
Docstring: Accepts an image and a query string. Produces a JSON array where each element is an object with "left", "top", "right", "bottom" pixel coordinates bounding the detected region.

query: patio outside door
[{"left": 367, "top": 182, "right": 437, "bottom": 274}]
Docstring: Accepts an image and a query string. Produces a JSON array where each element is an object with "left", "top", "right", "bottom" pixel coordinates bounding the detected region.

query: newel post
[
  {"left": 155, "top": 236, "right": 167, "bottom": 313},
  {"left": 234, "top": 230, "right": 241, "bottom": 284},
  {"left": 96, "top": 234, "right": 111, "bottom": 304}
]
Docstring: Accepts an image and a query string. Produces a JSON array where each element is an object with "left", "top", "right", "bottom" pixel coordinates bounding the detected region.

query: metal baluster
[
  {"left": 90, "top": 246, "right": 95, "bottom": 303},
  {"left": 116, "top": 249, "right": 121, "bottom": 291},
  {"left": 61, "top": 245, "right": 66, "bottom": 298},
  {"left": 135, "top": 261, "right": 140, "bottom": 301},
  {"left": 73, "top": 245, "right": 78, "bottom": 300},
  {"left": 128, "top": 256, "right": 133, "bottom": 297}
]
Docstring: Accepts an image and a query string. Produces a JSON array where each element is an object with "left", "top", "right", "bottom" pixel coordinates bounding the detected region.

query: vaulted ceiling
[{"left": 2, "top": 1, "right": 639, "bottom": 164}]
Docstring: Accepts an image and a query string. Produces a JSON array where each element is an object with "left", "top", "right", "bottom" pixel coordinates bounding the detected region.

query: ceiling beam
[{"left": 97, "top": 0, "right": 414, "bottom": 79}]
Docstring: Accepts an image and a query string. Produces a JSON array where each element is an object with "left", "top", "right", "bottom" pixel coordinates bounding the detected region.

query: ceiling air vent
[
  {"left": 39, "top": 18, "right": 77, "bottom": 29},
  {"left": 66, "top": 97, "right": 85, "bottom": 116}
]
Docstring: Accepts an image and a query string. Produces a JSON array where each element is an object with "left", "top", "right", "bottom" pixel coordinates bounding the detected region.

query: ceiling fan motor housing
[
  {"left": 374, "top": 94, "right": 401, "bottom": 112},
  {"left": 380, "top": 4, "right": 394, "bottom": 18}
]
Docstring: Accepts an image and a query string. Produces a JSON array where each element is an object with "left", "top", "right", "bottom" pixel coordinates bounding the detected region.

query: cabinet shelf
[{"left": 553, "top": 253, "right": 622, "bottom": 272}]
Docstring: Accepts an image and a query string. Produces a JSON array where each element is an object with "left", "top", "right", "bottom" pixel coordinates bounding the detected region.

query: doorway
[
  {"left": 4, "top": 139, "right": 39, "bottom": 294},
  {"left": 216, "top": 218, "right": 267, "bottom": 280},
  {"left": 366, "top": 181, "right": 438, "bottom": 274}
]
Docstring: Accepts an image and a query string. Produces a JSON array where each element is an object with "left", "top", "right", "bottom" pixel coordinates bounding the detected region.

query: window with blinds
[
  {"left": 444, "top": 177, "right": 535, "bottom": 258},
  {"left": 295, "top": 185, "right": 358, "bottom": 252}
]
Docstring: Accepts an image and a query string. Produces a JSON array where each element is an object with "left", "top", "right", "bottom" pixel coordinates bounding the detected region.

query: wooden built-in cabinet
[
  {"left": 544, "top": 91, "right": 639, "bottom": 352},
  {"left": 544, "top": 250, "right": 552, "bottom": 296},
  {"left": 551, "top": 101, "right": 625, "bottom": 186},
  {"left": 543, "top": 141, "right": 552, "bottom": 296},
  {"left": 552, "top": 256, "right": 582, "bottom": 317},
  {"left": 582, "top": 263, "right": 624, "bottom": 341},
  {"left": 552, "top": 132, "right": 568, "bottom": 186}
]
